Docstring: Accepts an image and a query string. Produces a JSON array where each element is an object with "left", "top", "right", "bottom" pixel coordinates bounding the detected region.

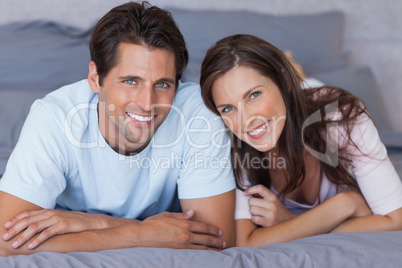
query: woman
[{"left": 200, "top": 34, "right": 402, "bottom": 247}]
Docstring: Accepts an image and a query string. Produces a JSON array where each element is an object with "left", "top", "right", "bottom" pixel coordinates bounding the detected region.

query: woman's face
[{"left": 211, "top": 65, "right": 286, "bottom": 152}]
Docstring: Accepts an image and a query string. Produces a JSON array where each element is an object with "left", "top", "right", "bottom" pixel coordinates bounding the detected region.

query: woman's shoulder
[
  {"left": 305, "top": 86, "right": 367, "bottom": 120},
  {"left": 304, "top": 86, "right": 353, "bottom": 100}
]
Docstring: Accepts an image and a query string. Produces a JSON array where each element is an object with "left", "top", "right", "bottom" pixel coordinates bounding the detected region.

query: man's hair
[{"left": 89, "top": 1, "right": 188, "bottom": 86}]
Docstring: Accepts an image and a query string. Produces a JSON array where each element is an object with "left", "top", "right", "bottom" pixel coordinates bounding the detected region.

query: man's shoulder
[
  {"left": 175, "top": 82, "right": 201, "bottom": 101},
  {"left": 32, "top": 79, "right": 95, "bottom": 116},
  {"left": 29, "top": 79, "right": 96, "bottom": 131},
  {"left": 174, "top": 82, "right": 210, "bottom": 115},
  {"left": 40, "top": 79, "right": 95, "bottom": 108},
  {"left": 176, "top": 81, "right": 201, "bottom": 94}
]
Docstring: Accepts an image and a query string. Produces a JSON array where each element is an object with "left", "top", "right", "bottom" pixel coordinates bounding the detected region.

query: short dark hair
[{"left": 89, "top": 1, "right": 188, "bottom": 86}]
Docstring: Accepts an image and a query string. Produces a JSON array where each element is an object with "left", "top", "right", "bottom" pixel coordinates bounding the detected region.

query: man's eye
[
  {"left": 250, "top": 91, "right": 261, "bottom": 99},
  {"left": 156, "top": 82, "right": 168, "bottom": 88},
  {"left": 222, "top": 106, "right": 234, "bottom": 113},
  {"left": 125, "top": 80, "right": 137, "bottom": 85}
]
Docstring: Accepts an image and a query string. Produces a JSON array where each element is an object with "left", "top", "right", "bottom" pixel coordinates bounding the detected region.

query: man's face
[{"left": 91, "top": 42, "right": 177, "bottom": 154}]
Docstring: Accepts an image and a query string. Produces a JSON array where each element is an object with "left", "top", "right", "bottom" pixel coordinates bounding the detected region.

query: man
[{"left": 0, "top": 1, "right": 235, "bottom": 256}]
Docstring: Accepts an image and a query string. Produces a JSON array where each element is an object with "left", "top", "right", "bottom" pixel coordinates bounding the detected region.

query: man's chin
[
  {"left": 124, "top": 133, "right": 154, "bottom": 149},
  {"left": 121, "top": 122, "right": 163, "bottom": 151}
]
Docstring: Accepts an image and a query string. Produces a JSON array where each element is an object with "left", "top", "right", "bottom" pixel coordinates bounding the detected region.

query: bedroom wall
[{"left": 0, "top": 0, "right": 401, "bottom": 132}]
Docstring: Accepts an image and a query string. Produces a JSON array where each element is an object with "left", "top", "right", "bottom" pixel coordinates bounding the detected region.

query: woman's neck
[{"left": 268, "top": 149, "right": 322, "bottom": 205}]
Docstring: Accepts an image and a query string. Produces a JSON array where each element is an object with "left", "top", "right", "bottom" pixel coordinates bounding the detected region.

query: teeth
[
  {"left": 249, "top": 121, "right": 269, "bottom": 136},
  {"left": 127, "top": 112, "right": 154, "bottom": 122}
]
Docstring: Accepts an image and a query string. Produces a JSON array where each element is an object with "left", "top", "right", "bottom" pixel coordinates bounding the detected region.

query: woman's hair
[
  {"left": 200, "top": 34, "right": 367, "bottom": 197},
  {"left": 89, "top": 1, "right": 188, "bottom": 87}
]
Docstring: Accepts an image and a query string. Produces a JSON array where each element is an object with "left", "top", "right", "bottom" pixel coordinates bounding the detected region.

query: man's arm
[
  {"left": 0, "top": 191, "right": 42, "bottom": 255},
  {"left": 180, "top": 189, "right": 236, "bottom": 248},
  {"left": 0, "top": 191, "right": 227, "bottom": 256},
  {"left": 2, "top": 202, "right": 135, "bottom": 250}
]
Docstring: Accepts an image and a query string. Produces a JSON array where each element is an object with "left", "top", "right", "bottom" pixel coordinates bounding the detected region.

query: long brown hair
[{"left": 200, "top": 34, "right": 367, "bottom": 198}]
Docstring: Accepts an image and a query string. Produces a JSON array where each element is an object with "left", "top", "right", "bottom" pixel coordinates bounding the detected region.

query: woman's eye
[
  {"left": 222, "top": 106, "right": 234, "bottom": 113},
  {"left": 125, "top": 80, "right": 136, "bottom": 85},
  {"left": 250, "top": 91, "right": 261, "bottom": 99}
]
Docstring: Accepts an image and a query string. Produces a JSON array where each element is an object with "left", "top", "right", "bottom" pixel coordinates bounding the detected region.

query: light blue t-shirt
[{"left": 0, "top": 80, "right": 235, "bottom": 220}]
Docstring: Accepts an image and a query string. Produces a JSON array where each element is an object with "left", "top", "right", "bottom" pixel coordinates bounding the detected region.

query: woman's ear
[{"left": 88, "top": 61, "right": 101, "bottom": 93}]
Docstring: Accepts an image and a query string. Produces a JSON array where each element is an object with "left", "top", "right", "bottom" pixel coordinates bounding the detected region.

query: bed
[{"left": 1, "top": 7, "right": 402, "bottom": 267}]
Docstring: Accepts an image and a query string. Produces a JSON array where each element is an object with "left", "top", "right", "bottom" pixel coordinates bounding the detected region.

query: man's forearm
[
  {"left": 93, "top": 213, "right": 137, "bottom": 229},
  {"left": 2, "top": 209, "right": 140, "bottom": 253},
  {"left": 180, "top": 190, "right": 236, "bottom": 248},
  {"left": 1, "top": 222, "right": 141, "bottom": 256}
]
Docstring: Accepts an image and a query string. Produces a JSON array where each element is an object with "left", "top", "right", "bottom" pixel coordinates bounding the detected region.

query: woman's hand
[
  {"left": 2, "top": 209, "right": 128, "bottom": 250},
  {"left": 245, "top": 184, "right": 295, "bottom": 227}
]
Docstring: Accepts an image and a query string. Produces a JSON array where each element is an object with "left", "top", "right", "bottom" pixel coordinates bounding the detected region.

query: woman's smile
[{"left": 247, "top": 121, "right": 270, "bottom": 139}]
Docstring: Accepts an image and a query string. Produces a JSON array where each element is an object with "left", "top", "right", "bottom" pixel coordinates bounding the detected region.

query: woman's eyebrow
[
  {"left": 216, "top": 85, "right": 262, "bottom": 109},
  {"left": 242, "top": 85, "right": 261, "bottom": 99},
  {"left": 216, "top": 103, "right": 231, "bottom": 109}
]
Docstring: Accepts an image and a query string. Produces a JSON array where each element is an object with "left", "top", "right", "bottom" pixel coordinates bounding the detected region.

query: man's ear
[{"left": 88, "top": 61, "right": 101, "bottom": 93}]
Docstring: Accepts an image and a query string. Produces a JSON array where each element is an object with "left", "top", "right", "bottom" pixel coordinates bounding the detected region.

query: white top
[
  {"left": 235, "top": 108, "right": 402, "bottom": 219},
  {"left": 300, "top": 77, "right": 325, "bottom": 89},
  {"left": 0, "top": 80, "right": 236, "bottom": 220}
]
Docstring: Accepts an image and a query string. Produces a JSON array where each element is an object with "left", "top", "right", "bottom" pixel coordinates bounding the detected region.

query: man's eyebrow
[
  {"left": 118, "top": 75, "right": 143, "bottom": 81},
  {"left": 157, "top": 78, "right": 175, "bottom": 85}
]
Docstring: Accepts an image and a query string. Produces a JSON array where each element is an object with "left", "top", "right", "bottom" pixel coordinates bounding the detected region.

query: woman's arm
[
  {"left": 331, "top": 207, "right": 402, "bottom": 233},
  {"left": 236, "top": 191, "right": 371, "bottom": 247},
  {"left": 334, "top": 113, "right": 402, "bottom": 232}
]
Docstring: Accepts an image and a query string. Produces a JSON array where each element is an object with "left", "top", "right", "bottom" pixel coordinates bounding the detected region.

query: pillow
[
  {"left": 387, "top": 149, "right": 402, "bottom": 178},
  {"left": 0, "top": 147, "right": 13, "bottom": 178},
  {"left": 0, "top": 20, "right": 92, "bottom": 92},
  {"left": 0, "top": 90, "right": 48, "bottom": 148},
  {"left": 314, "top": 66, "right": 392, "bottom": 133},
  {"left": 168, "top": 8, "right": 349, "bottom": 83},
  {"left": 380, "top": 132, "right": 402, "bottom": 149}
]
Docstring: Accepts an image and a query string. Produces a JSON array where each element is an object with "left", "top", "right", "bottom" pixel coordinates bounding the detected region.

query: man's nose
[{"left": 136, "top": 85, "right": 154, "bottom": 112}]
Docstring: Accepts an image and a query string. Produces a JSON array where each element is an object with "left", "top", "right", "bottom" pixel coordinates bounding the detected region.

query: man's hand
[
  {"left": 2, "top": 209, "right": 127, "bottom": 250},
  {"left": 139, "top": 210, "right": 226, "bottom": 250},
  {"left": 245, "top": 184, "right": 295, "bottom": 227}
]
